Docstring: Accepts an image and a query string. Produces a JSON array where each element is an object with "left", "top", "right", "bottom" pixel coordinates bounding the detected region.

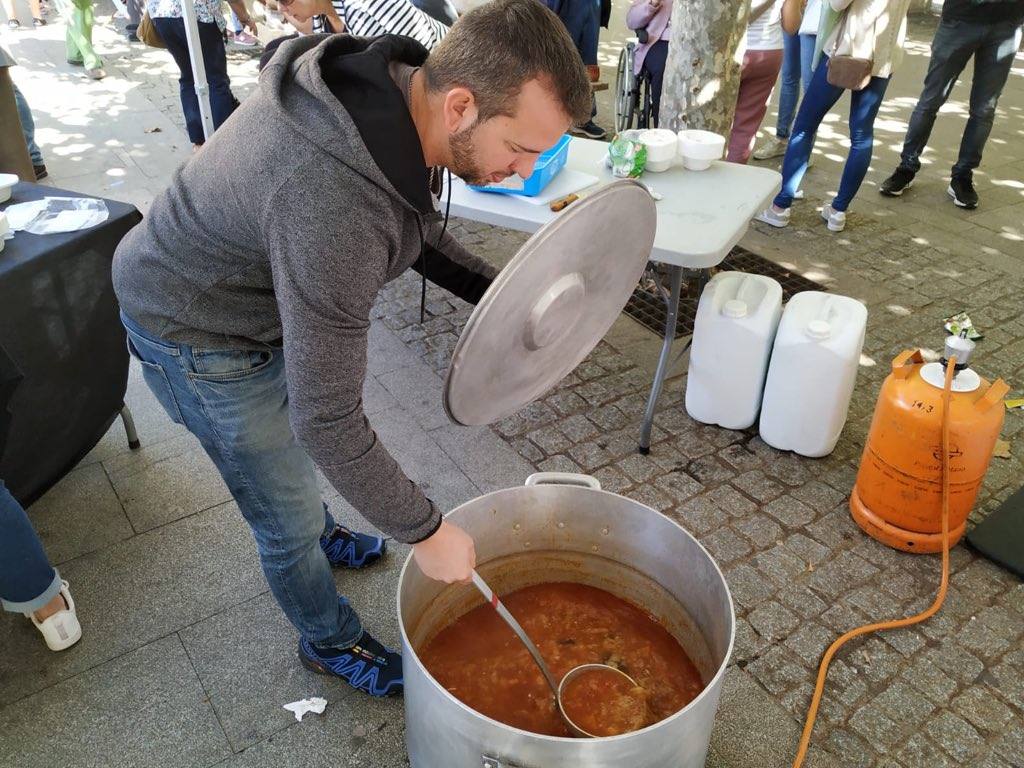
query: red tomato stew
[
  {"left": 420, "top": 582, "right": 704, "bottom": 737},
  {"left": 560, "top": 666, "right": 646, "bottom": 737}
]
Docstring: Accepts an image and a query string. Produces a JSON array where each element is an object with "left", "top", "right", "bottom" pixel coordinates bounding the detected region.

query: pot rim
[{"left": 396, "top": 482, "right": 737, "bottom": 743}]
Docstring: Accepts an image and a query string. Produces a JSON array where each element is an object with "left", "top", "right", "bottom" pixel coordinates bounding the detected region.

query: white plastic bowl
[
  {"left": 677, "top": 130, "right": 725, "bottom": 171},
  {"left": 0, "top": 173, "right": 18, "bottom": 203},
  {"left": 638, "top": 129, "right": 678, "bottom": 173}
]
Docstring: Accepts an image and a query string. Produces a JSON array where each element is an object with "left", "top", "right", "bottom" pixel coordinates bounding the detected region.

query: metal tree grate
[{"left": 624, "top": 246, "right": 829, "bottom": 339}]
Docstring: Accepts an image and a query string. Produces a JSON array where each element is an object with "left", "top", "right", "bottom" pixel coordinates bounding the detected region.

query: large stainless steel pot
[{"left": 397, "top": 472, "right": 735, "bottom": 768}]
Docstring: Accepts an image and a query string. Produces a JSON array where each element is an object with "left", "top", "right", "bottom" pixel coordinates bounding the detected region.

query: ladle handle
[{"left": 471, "top": 571, "right": 561, "bottom": 696}]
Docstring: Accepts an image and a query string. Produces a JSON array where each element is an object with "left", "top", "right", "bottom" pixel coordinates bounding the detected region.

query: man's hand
[
  {"left": 227, "top": 0, "right": 260, "bottom": 35},
  {"left": 413, "top": 520, "right": 476, "bottom": 584}
]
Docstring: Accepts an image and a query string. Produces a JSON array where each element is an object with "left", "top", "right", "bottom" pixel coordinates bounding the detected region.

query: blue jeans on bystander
[
  {"left": 0, "top": 481, "right": 62, "bottom": 614},
  {"left": 774, "top": 56, "right": 890, "bottom": 212},
  {"left": 151, "top": 16, "right": 238, "bottom": 144},
  {"left": 775, "top": 30, "right": 817, "bottom": 139},
  {"left": 12, "top": 84, "right": 44, "bottom": 167}
]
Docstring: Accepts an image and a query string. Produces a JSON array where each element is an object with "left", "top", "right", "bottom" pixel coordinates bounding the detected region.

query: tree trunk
[
  {"left": 0, "top": 68, "right": 34, "bottom": 180},
  {"left": 659, "top": 0, "right": 749, "bottom": 138}
]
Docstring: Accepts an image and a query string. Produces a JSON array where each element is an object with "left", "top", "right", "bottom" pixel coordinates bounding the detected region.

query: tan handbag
[
  {"left": 138, "top": 12, "right": 166, "bottom": 49},
  {"left": 826, "top": 9, "right": 875, "bottom": 91}
]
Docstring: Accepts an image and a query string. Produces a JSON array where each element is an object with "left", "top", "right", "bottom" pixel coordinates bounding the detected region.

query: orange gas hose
[{"left": 791, "top": 356, "right": 957, "bottom": 768}]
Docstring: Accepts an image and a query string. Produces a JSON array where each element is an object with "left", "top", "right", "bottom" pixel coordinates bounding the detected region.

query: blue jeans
[
  {"left": 557, "top": 0, "right": 600, "bottom": 64},
  {"left": 1, "top": 481, "right": 62, "bottom": 614},
  {"left": 775, "top": 31, "right": 816, "bottom": 139},
  {"left": 12, "top": 84, "right": 43, "bottom": 166},
  {"left": 151, "top": 16, "right": 238, "bottom": 144},
  {"left": 120, "top": 313, "right": 363, "bottom": 649},
  {"left": 899, "top": 18, "right": 1023, "bottom": 179},
  {"left": 774, "top": 56, "right": 890, "bottom": 212}
]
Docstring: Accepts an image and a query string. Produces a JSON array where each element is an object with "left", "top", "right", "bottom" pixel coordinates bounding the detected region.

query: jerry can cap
[
  {"left": 723, "top": 299, "right": 748, "bottom": 319},
  {"left": 806, "top": 320, "right": 832, "bottom": 340}
]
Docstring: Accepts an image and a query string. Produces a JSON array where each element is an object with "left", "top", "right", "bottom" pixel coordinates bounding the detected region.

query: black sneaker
[
  {"left": 948, "top": 175, "right": 978, "bottom": 209},
  {"left": 880, "top": 167, "right": 915, "bottom": 197},
  {"left": 571, "top": 120, "right": 607, "bottom": 140},
  {"left": 33, "top": 164, "right": 48, "bottom": 180},
  {"left": 319, "top": 524, "right": 385, "bottom": 569},
  {"left": 299, "top": 632, "right": 403, "bottom": 697}
]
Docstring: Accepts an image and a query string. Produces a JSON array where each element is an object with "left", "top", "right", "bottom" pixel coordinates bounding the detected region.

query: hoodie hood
[{"left": 259, "top": 34, "right": 435, "bottom": 216}]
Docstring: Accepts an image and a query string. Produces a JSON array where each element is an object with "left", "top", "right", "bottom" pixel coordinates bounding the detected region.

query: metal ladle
[{"left": 471, "top": 571, "right": 646, "bottom": 738}]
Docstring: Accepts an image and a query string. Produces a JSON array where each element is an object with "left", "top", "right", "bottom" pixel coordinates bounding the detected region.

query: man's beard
[{"left": 448, "top": 126, "right": 488, "bottom": 186}]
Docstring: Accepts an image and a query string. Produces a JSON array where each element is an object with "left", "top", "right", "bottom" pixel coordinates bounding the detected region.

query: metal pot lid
[{"left": 444, "top": 180, "right": 657, "bottom": 426}]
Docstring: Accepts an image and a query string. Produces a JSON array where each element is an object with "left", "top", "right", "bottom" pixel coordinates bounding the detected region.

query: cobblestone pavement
[
  {"left": 379, "top": 206, "right": 1024, "bottom": 767},
  {"left": 2, "top": 2, "right": 1022, "bottom": 767}
]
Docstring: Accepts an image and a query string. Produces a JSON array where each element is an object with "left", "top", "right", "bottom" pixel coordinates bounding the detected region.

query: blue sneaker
[
  {"left": 299, "top": 633, "right": 403, "bottom": 697},
  {"left": 320, "top": 525, "right": 385, "bottom": 568}
]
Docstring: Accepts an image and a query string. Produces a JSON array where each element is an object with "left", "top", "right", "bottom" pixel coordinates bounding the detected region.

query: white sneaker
[
  {"left": 755, "top": 206, "right": 791, "bottom": 228},
  {"left": 753, "top": 136, "right": 788, "bottom": 161},
  {"left": 28, "top": 581, "right": 82, "bottom": 651},
  {"left": 794, "top": 188, "right": 805, "bottom": 200},
  {"left": 821, "top": 202, "right": 846, "bottom": 232}
]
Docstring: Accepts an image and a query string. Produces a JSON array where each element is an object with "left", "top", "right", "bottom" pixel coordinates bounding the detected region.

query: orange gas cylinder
[{"left": 850, "top": 346, "right": 1009, "bottom": 553}]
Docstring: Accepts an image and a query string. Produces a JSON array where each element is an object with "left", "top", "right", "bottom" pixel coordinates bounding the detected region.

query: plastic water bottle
[
  {"left": 686, "top": 272, "right": 783, "bottom": 430},
  {"left": 759, "top": 292, "right": 868, "bottom": 457}
]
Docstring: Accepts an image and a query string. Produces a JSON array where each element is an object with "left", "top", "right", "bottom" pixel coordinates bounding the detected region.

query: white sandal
[{"left": 28, "top": 580, "right": 82, "bottom": 651}]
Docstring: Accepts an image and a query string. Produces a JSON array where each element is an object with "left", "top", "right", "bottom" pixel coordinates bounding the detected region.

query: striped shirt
[{"left": 312, "top": 0, "right": 449, "bottom": 50}]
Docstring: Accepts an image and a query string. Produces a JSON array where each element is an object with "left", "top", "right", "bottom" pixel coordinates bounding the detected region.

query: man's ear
[{"left": 443, "top": 87, "right": 479, "bottom": 134}]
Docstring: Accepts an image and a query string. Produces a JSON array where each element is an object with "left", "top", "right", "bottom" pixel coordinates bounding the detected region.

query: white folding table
[{"left": 449, "top": 137, "right": 781, "bottom": 453}]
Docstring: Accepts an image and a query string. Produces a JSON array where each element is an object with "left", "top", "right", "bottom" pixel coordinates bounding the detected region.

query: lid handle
[
  {"left": 892, "top": 349, "right": 924, "bottom": 379},
  {"left": 525, "top": 472, "right": 602, "bottom": 490}
]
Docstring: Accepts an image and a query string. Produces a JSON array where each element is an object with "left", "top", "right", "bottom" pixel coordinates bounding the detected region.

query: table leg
[
  {"left": 638, "top": 265, "right": 683, "bottom": 454},
  {"left": 120, "top": 404, "right": 141, "bottom": 450}
]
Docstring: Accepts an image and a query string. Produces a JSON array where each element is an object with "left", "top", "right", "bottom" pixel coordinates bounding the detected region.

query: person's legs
[
  {"left": 799, "top": 34, "right": 816, "bottom": 93},
  {"left": 776, "top": 30, "right": 801, "bottom": 140},
  {"left": 0, "top": 481, "right": 62, "bottom": 615},
  {"left": 152, "top": 17, "right": 205, "bottom": 144},
  {"left": 11, "top": 83, "right": 44, "bottom": 167},
  {"left": 641, "top": 39, "right": 668, "bottom": 127},
  {"left": 121, "top": 314, "right": 364, "bottom": 650},
  {"left": 951, "top": 21, "right": 1022, "bottom": 180},
  {"left": 125, "top": 0, "right": 142, "bottom": 34},
  {"left": 64, "top": 0, "right": 102, "bottom": 70},
  {"left": 196, "top": 20, "right": 239, "bottom": 131},
  {"left": 773, "top": 56, "right": 844, "bottom": 209},
  {"left": 728, "top": 49, "right": 785, "bottom": 164},
  {"left": 831, "top": 75, "right": 891, "bottom": 212},
  {"left": 897, "top": 18, "right": 977, "bottom": 174}
]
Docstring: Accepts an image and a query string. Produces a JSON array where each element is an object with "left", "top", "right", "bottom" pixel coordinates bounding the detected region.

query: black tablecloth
[{"left": 0, "top": 182, "right": 142, "bottom": 505}]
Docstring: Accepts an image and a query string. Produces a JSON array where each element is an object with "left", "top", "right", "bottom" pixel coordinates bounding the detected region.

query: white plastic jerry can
[
  {"left": 759, "top": 291, "right": 868, "bottom": 458},
  {"left": 685, "top": 272, "right": 783, "bottom": 430}
]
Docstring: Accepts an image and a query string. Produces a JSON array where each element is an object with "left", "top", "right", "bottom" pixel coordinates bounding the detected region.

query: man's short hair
[{"left": 422, "top": 0, "right": 593, "bottom": 125}]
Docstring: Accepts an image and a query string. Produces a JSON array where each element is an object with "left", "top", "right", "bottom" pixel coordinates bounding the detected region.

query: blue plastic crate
[{"left": 468, "top": 134, "right": 571, "bottom": 197}]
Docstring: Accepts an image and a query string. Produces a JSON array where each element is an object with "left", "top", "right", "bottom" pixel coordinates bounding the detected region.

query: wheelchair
[{"left": 614, "top": 33, "right": 656, "bottom": 133}]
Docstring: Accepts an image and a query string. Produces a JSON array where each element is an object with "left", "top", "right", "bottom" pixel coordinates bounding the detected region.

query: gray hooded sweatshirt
[{"left": 112, "top": 34, "right": 495, "bottom": 544}]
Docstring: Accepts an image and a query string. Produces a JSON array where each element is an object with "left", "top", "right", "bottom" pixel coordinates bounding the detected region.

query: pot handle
[{"left": 524, "top": 472, "right": 602, "bottom": 491}]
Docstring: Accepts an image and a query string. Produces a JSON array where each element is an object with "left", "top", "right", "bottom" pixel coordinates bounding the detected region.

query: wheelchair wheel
[{"left": 614, "top": 46, "right": 636, "bottom": 134}]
